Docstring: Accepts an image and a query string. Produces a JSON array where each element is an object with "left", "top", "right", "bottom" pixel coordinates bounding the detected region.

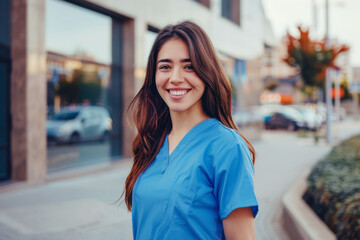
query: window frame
[{"left": 221, "top": 0, "right": 241, "bottom": 26}]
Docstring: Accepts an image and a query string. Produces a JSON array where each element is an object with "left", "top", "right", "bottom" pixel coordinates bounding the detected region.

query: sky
[
  {"left": 262, "top": 0, "right": 360, "bottom": 67},
  {"left": 45, "top": 0, "right": 111, "bottom": 64}
]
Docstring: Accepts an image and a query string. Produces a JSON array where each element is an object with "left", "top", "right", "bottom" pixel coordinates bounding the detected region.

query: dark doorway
[{"left": 0, "top": 0, "right": 11, "bottom": 180}]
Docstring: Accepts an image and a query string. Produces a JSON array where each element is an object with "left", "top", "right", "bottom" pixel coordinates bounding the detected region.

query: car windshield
[{"left": 51, "top": 110, "right": 79, "bottom": 120}]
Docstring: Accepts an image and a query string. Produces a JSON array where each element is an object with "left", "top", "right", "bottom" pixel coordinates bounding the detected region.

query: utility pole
[
  {"left": 312, "top": 0, "right": 318, "bottom": 36},
  {"left": 335, "top": 70, "right": 341, "bottom": 121},
  {"left": 325, "top": 0, "right": 333, "bottom": 143}
]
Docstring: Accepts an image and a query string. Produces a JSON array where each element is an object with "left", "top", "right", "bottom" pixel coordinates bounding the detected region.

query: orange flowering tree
[{"left": 283, "top": 26, "right": 349, "bottom": 89}]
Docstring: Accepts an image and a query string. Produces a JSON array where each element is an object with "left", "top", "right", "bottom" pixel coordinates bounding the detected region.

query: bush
[{"left": 303, "top": 135, "right": 360, "bottom": 240}]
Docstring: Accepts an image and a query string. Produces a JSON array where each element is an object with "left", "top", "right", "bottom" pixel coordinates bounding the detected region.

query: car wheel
[{"left": 69, "top": 132, "right": 80, "bottom": 144}]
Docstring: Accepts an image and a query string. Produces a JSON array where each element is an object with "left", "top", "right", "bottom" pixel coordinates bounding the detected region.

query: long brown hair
[{"left": 125, "top": 21, "right": 255, "bottom": 211}]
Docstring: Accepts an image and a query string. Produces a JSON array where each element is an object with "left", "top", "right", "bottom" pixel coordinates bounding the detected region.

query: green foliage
[
  {"left": 55, "top": 69, "right": 102, "bottom": 105},
  {"left": 304, "top": 135, "right": 360, "bottom": 239}
]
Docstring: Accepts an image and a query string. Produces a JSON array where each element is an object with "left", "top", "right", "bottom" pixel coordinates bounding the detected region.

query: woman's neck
[
  {"left": 167, "top": 109, "right": 209, "bottom": 155},
  {"left": 169, "top": 109, "right": 209, "bottom": 139}
]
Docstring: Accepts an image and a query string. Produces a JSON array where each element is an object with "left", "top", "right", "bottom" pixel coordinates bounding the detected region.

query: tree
[
  {"left": 283, "top": 26, "right": 349, "bottom": 90},
  {"left": 55, "top": 69, "right": 101, "bottom": 106}
]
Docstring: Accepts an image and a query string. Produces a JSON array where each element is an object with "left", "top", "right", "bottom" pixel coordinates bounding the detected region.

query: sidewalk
[
  {"left": 0, "top": 118, "right": 359, "bottom": 240},
  {"left": 0, "top": 162, "right": 133, "bottom": 240},
  {"left": 254, "top": 117, "right": 360, "bottom": 240}
]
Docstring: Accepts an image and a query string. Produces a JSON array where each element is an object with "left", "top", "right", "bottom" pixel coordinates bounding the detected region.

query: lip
[{"left": 167, "top": 88, "right": 191, "bottom": 100}]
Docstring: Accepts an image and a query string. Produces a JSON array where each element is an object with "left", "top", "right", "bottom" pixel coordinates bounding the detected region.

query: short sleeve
[{"left": 212, "top": 139, "right": 258, "bottom": 219}]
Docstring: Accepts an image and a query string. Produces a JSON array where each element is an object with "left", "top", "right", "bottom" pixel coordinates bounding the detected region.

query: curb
[{"left": 281, "top": 169, "right": 336, "bottom": 240}]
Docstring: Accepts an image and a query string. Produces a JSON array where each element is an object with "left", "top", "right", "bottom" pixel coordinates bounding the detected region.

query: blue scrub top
[{"left": 132, "top": 118, "right": 258, "bottom": 240}]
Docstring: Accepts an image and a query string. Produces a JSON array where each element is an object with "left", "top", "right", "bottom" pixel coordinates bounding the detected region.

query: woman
[{"left": 125, "top": 21, "right": 258, "bottom": 239}]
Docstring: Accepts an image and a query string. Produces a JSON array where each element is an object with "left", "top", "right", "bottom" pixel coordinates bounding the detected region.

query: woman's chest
[
  {"left": 132, "top": 134, "right": 225, "bottom": 239},
  {"left": 135, "top": 149, "right": 214, "bottom": 202},
  {"left": 133, "top": 149, "right": 219, "bottom": 223}
]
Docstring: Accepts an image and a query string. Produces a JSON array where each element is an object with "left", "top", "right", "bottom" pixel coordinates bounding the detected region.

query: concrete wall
[{"left": 11, "top": 0, "right": 47, "bottom": 182}]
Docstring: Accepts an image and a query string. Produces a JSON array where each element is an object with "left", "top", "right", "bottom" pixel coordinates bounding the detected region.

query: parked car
[
  {"left": 265, "top": 106, "right": 306, "bottom": 131},
  {"left": 290, "top": 105, "right": 324, "bottom": 131},
  {"left": 46, "top": 106, "right": 112, "bottom": 144},
  {"left": 258, "top": 104, "right": 282, "bottom": 124},
  {"left": 312, "top": 103, "right": 346, "bottom": 122}
]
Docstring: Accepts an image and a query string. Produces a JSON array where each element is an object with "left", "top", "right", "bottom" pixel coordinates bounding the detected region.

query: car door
[
  {"left": 79, "top": 109, "right": 96, "bottom": 140},
  {"left": 92, "top": 109, "right": 103, "bottom": 138},
  {"left": 269, "top": 113, "right": 283, "bottom": 129}
]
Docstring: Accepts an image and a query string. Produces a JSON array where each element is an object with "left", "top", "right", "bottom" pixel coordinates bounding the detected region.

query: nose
[{"left": 169, "top": 67, "right": 184, "bottom": 84}]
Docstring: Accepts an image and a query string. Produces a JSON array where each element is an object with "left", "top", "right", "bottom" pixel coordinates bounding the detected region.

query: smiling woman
[
  {"left": 155, "top": 38, "right": 206, "bottom": 116},
  {"left": 125, "top": 21, "right": 258, "bottom": 240}
]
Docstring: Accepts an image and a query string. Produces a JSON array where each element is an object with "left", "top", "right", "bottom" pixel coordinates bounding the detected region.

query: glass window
[
  {"left": 221, "top": 0, "right": 240, "bottom": 25},
  {"left": 45, "top": 0, "right": 122, "bottom": 173},
  {"left": 193, "top": 0, "right": 211, "bottom": 8}
]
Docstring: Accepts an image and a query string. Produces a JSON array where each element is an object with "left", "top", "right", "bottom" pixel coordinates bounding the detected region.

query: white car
[
  {"left": 290, "top": 105, "right": 324, "bottom": 131},
  {"left": 47, "top": 106, "right": 112, "bottom": 144}
]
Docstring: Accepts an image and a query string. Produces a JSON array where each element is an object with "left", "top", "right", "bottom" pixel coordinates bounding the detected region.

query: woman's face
[{"left": 155, "top": 38, "right": 205, "bottom": 115}]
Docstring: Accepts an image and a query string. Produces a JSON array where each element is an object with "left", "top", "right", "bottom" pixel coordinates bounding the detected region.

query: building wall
[
  {"left": 87, "top": 0, "right": 271, "bottom": 92},
  {"left": 7, "top": 0, "right": 273, "bottom": 184},
  {"left": 11, "top": 0, "right": 47, "bottom": 183}
]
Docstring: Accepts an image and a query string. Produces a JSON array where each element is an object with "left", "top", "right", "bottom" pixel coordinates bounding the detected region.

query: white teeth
[{"left": 170, "top": 90, "right": 188, "bottom": 96}]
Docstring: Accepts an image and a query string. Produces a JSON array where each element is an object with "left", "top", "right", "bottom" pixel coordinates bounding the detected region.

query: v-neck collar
[{"left": 161, "top": 118, "right": 217, "bottom": 173}]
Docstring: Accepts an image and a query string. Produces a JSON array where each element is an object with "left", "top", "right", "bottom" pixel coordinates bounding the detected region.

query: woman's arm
[{"left": 222, "top": 207, "right": 255, "bottom": 240}]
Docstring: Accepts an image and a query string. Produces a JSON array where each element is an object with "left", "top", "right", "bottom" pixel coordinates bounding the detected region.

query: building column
[
  {"left": 11, "top": 0, "right": 47, "bottom": 182},
  {"left": 122, "top": 20, "right": 135, "bottom": 157}
]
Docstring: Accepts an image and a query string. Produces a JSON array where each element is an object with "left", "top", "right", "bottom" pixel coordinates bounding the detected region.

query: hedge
[{"left": 303, "top": 134, "right": 360, "bottom": 240}]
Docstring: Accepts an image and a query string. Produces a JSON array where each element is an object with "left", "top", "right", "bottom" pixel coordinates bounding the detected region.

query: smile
[{"left": 169, "top": 90, "right": 190, "bottom": 96}]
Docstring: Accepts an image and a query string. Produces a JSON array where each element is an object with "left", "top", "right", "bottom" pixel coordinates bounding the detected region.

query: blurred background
[{"left": 0, "top": 0, "right": 359, "bottom": 239}]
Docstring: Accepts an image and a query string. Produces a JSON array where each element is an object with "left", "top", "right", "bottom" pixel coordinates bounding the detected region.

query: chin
[{"left": 169, "top": 108, "right": 187, "bottom": 113}]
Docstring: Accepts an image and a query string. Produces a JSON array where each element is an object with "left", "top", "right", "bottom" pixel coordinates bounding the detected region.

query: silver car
[{"left": 47, "top": 106, "right": 112, "bottom": 144}]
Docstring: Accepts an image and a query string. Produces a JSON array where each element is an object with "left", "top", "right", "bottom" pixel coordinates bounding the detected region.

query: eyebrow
[{"left": 157, "top": 58, "right": 191, "bottom": 64}]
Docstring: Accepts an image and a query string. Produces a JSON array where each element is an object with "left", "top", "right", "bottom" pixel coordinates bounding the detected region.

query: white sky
[
  {"left": 262, "top": 0, "right": 360, "bottom": 67},
  {"left": 45, "top": 0, "right": 111, "bottom": 64}
]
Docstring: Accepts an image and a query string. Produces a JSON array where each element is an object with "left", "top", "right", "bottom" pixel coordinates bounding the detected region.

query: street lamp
[{"left": 325, "top": 0, "right": 333, "bottom": 143}]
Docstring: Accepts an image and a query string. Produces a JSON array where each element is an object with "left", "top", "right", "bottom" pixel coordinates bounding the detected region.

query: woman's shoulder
[
  {"left": 209, "top": 119, "right": 244, "bottom": 141},
  {"left": 201, "top": 119, "right": 253, "bottom": 173},
  {"left": 204, "top": 119, "right": 248, "bottom": 151}
]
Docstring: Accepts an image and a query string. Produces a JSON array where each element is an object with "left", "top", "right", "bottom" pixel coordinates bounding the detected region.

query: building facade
[{"left": 1, "top": 0, "right": 274, "bottom": 185}]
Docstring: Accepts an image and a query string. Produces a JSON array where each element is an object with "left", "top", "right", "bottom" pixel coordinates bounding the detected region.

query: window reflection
[{"left": 46, "top": 0, "right": 120, "bottom": 172}]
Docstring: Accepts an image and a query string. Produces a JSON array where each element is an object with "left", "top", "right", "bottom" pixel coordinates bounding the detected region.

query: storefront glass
[{"left": 45, "top": 0, "right": 122, "bottom": 172}]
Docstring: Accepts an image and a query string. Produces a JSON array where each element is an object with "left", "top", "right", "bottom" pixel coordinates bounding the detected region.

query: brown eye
[
  {"left": 184, "top": 64, "right": 194, "bottom": 70},
  {"left": 159, "top": 65, "right": 171, "bottom": 70}
]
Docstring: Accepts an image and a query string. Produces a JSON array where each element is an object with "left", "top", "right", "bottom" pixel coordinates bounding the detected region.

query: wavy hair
[{"left": 124, "top": 21, "right": 255, "bottom": 211}]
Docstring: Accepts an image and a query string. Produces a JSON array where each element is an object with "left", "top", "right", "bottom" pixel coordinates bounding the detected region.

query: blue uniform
[{"left": 132, "top": 118, "right": 258, "bottom": 239}]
